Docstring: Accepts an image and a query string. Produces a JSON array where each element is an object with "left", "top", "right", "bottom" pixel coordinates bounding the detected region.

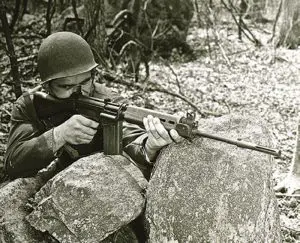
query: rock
[
  {"left": 146, "top": 115, "right": 281, "bottom": 242},
  {"left": 0, "top": 177, "right": 46, "bottom": 242},
  {"left": 100, "top": 224, "right": 139, "bottom": 243},
  {"left": 26, "top": 153, "right": 148, "bottom": 243}
]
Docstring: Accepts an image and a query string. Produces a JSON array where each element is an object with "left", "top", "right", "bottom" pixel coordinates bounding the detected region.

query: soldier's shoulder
[{"left": 15, "top": 85, "right": 43, "bottom": 106}]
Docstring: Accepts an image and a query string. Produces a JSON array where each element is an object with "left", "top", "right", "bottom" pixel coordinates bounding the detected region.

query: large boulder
[
  {"left": 26, "top": 153, "right": 148, "bottom": 243},
  {"left": 146, "top": 115, "right": 281, "bottom": 242},
  {"left": 0, "top": 177, "right": 47, "bottom": 242}
]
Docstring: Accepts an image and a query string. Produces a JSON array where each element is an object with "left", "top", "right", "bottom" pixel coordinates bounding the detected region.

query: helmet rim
[
  {"left": 40, "top": 62, "right": 98, "bottom": 84},
  {"left": 37, "top": 31, "right": 98, "bottom": 83}
]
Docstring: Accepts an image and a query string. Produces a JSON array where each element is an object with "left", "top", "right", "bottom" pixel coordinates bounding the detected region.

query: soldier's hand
[
  {"left": 143, "top": 115, "right": 183, "bottom": 161},
  {"left": 55, "top": 115, "right": 99, "bottom": 146}
]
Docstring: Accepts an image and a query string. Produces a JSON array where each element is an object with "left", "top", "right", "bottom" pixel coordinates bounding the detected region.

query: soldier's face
[{"left": 48, "top": 71, "right": 93, "bottom": 98}]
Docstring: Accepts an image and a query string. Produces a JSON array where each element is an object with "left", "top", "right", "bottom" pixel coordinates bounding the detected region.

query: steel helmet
[{"left": 37, "top": 31, "right": 98, "bottom": 83}]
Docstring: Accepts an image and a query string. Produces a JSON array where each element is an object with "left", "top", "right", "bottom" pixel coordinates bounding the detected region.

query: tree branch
[
  {"left": 98, "top": 69, "right": 220, "bottom": 117},
  {"left": 269, "top": 0, "right": 283, "bottom": 44},
  {"left": 71, "top": 0, "right": 83, "bottom": 35},
  {"left": 10, "top": 0, "right": 21, "bottom": 31},
  {"left": 0, "top": 0, "right": 22, "bottom": 98},
  {"left": 221, "top": 0, "right": 261, "bottom": 46},
  {"left": 158, "top": 57, "right": 184, "bottom": 95}
]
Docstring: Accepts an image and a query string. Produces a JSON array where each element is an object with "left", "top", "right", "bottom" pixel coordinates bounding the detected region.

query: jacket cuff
[
  {"left": 123, "top": 133, "right": 155, "bottom": 165},
  {"left": 44, "top": 129, "right": 59, "bottom": 156}
]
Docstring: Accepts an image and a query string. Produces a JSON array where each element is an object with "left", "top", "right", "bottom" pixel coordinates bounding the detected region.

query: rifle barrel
[{"left": 192, "top": 130, "right": 281, "bottom": 157}]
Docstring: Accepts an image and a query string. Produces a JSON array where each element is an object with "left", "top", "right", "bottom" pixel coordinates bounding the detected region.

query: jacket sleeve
[
  {"left": 122, "top": 122, "right": 154, "bottom": 180},
  {"left": 4, "top": 96, "right": 56, "bottom": 179}
]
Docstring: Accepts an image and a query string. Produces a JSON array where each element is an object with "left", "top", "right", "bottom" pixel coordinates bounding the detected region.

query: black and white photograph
[{"left": 0, "top": 0, "right": 299, "bottom": 242}]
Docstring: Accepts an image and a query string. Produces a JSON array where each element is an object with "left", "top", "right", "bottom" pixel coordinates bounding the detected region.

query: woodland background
[{"left": 0, "top": 0, "right": 300, "bottom": 242}]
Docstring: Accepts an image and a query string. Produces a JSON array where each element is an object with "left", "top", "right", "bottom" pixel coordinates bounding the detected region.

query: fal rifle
[{"left": 33, "top": 92, "right": 281, "bottom": 157}]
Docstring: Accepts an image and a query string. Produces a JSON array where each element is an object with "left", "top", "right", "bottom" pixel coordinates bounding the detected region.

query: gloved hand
[{"left": 143, "top": 115, "right": 183, "bottom": 161}]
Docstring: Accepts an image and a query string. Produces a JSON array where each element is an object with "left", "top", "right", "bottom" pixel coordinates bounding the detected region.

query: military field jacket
[{"left": 4, "top": 83, "right": 152, "bottom": 179}]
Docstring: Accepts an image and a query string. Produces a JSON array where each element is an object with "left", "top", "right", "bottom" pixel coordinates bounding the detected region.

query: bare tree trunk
[
  {"left": 21, "top": 0, "right": 29, "bottom": 16},
  {"left": 10, "top": 0, "right": 21, "bottom": 31},
  {"left": 83, "top": 0, "right": 107, "bottom": 66},
  {"left": 0, "top": 0, "right": 22, "bottom": 98},
  {"left": 275, "top": 0, "right": 300, "bottom": 48},
  {"left": 45, "top": 0, "right": 56, "bottom": 36},
  {"left": 71, "top": 0, "right": 83, "bottom": 35},
  {"left": 291, "top": 122, "right": 300, "bottom": 175}
]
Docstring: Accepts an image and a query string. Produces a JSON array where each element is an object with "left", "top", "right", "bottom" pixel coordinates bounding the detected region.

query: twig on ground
[
  {"left": 275, "top": 192, "right": 300, "bottom": 198},
  {"left": 282, "top": 225, "right": 300, "bottom": 233},
  {"left": 214, "top": 30, "right": 232, "bottom": 66},
  {"left": 158, "top": 57, "right": 183, "bottom": 95},
  {"left": 17, "top": 55, "right": 35, "bottom": 62},
  {"left": 227, "top": 48, "right": 251, "bottom": 56}
]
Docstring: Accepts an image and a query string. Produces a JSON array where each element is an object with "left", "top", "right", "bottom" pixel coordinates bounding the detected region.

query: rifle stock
[{"left": 33, "top": 91, "right": 281, "bottom": 157}]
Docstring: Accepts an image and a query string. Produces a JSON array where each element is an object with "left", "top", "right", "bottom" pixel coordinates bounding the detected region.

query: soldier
[{"left": 4, "top": 31, "right": 182, "bottom": 181}]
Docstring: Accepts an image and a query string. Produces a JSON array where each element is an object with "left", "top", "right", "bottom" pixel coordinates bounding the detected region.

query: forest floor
[{"left": 0, "top": 14, "right": 300, "bottom": 242}]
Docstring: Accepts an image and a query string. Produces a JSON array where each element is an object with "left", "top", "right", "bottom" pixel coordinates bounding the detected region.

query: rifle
[{"left": 33, "top": 92, "right": 281, "bottom": 157}]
